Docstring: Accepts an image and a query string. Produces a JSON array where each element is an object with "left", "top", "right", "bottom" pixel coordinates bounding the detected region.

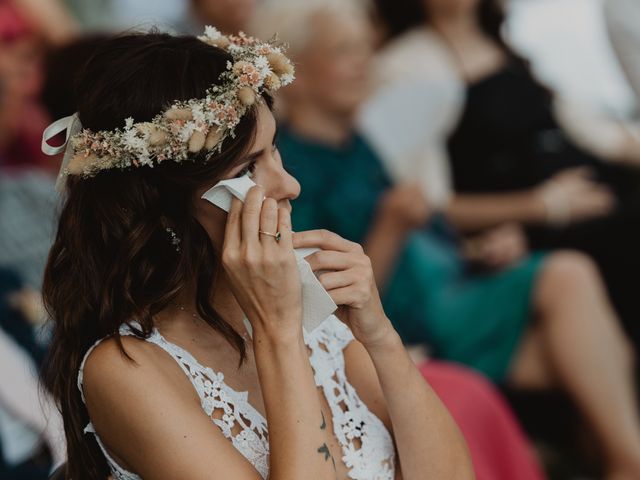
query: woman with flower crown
[{"left": 39, "top": 28, "right": 473, "bottom": 480}]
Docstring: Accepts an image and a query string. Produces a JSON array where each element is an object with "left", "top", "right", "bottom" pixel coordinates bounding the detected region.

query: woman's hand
[
  {"left": 221, "top": 186, "right": 303, "bottom": 339},
  {"left": 379, "top": 183, "right": 431, "bottom": 232},
  {"left": 463, "top": 223, "right": 528, "bottom": 269},
  {"left": 293, "top": 229, "right": 395, "bottom": 349},
  {"left": 534, "top": 167, "right": 615, "bottom": 226}
]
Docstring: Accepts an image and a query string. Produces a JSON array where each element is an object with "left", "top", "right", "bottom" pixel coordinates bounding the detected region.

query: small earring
[{"left": 166, "top": 227, "right": 181, "bottom": 252}]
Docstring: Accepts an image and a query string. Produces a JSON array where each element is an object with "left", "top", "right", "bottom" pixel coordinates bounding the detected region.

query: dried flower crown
[{"left": 58, "top": 27, "right": 295, "bottom": 178}]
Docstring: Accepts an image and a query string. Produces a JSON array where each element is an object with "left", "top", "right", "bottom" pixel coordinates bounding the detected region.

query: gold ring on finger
[{"left": 259, "top": 230, "right": 281, "bottom": 242}]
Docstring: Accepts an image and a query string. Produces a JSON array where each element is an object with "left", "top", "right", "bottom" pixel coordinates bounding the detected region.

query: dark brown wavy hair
[{"left": 41, "top": 32, "right": 266, "bottom": 479}]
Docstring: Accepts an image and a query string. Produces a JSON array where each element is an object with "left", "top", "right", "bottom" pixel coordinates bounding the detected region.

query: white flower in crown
[{"left": 62, "top": 27, "right": 295, "bottom": 179}]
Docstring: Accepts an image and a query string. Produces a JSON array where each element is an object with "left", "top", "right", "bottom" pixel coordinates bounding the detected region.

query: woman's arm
[
  {"left": 364, "top": 183, "right": 431, "bottom": 288},
  {"left": 220, "top": 188, "right": 340, "bottom": 479},
  {"left": 365, "top": 333, "right": 473, "bottom": 479},
  {"left": 296, "top": 229, "right": 474, "bottom": 480},
  {"left": 252, "top": 329, "right": 339, "bottom": 479},
  {"left": 446, "top": 168, "right": 615, "bottom": 232},
  {"left": 445, "top": 191, "right": 544, "bottom": 232},
  {"left": 344, "top": 339, "right": 474, "bottom": 480}
]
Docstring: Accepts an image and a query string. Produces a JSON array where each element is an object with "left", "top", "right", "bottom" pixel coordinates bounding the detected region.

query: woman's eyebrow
[
  {"left": 244, "top": 149, "right": 264, "bottom": 162},
  {"left": 241, "top": 127, "right": 280, "bottom": 162}
]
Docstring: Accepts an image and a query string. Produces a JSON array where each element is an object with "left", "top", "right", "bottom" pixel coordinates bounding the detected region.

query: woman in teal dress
[{"left": 279, "top": 127, "right": 545, "bottom": 381}]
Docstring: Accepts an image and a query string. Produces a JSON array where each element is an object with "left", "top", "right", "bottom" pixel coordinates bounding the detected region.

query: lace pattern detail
[
  {"left": 78, "top": 315, "right": 395, "bottom": 479},
  {"left": 139, "top": 327, "right": 271, "bottom": 478},
  {"left": 305, "top": 318, "right": 395, "bottom": 480}
]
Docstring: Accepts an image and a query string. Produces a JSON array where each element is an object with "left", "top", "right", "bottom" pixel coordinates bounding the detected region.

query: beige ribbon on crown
[{"left": 41, "top": 113, "right": 83, "bottom": 192}]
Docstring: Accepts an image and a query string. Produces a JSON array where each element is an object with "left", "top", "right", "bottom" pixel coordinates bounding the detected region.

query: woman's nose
[{"left": 276, "top": 166, "right": 301, "bottom": 202}]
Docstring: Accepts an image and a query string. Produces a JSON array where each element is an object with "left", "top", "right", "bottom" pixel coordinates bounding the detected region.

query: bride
[{"left": 40, "top": 28, "right": 473, "bottom": 479}]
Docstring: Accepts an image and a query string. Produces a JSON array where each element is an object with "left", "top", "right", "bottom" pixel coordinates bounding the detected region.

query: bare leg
[{"left": 509, "top": 251, "right": 640, "bottom": 479}]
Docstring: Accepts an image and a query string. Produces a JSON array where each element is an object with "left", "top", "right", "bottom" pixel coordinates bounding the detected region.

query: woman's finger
[
  {"left": 277, "top": 206, "right": 293, "bottom": 248},
  {"left": 224, "top": 196, "right": 242, "bottom": 246},
  {"left": 293, "top": 229, "right": 358, "bottom": 253},
  {"left": 241, "top": 185, "right": 264, "bottom": 246},
  {"left": 318, "top": 271, "right": 355, "bottom": 290},
  {"left": 306, "top": 250, "right": 355, "bottom": 272},
  {"left": 259, "top": 198, "right": 279, "bottom": 246},
  {"left": 325, "top": 285, "right": 360, "bottom": 307}
]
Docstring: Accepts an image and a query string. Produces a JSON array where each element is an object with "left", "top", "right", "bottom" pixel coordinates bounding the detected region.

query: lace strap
[{"left": 77, "top": 337, "right": 107, "bottom": 404}]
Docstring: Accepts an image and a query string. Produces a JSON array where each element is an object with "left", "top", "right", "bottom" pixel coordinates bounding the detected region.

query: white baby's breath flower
[
  {"left": 191, "top": 104, "right": 206, "bottom": 123},
  {"left": 254, "top": 55, "right": 271, "bottom": 77},
  {"left": 125, "top": 117, "right": 134, "bottom": 130},
  {"left": 280, "top": 73, "right": 295, "bottom": 86},
  {"left": 179, "top": 121, "right": 197, "bottom": 142},
  {"left": 122, "top": 128, "right": 142, "bottom": 151},
  {"left": 205, "top": 25, "right": 222, "bottom": 40}
]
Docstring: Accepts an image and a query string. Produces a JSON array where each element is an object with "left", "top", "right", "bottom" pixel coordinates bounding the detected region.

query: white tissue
[{"left": 202, "top": 175, "right": 337, "bottom": 333}]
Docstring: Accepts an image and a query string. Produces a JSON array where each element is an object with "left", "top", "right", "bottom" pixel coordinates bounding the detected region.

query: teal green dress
[{"left": 279, "top": 126, "right": 547, "bottom": 381}]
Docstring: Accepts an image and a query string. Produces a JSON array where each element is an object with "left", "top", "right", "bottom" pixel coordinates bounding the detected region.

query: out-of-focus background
[{"left": 2, "top": 0, "right": 640, "bottom": 479}]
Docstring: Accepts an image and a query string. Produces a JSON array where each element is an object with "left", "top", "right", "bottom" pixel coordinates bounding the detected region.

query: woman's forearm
[
  {"left": 446, "top": 192, "right": 544, "bottom": 232},
  {"left": 253, "top": 326, "right": 337, "bottom": 480},
  {"left": 364, "top": 213, "right": 410, "bottom": 289},
  {"left": 366, "top": 331, "right": 475, "bottom": 480}
]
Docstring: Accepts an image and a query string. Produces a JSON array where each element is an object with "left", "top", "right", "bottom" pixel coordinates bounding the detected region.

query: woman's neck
[
  {"left": 287, "top": 102, "right": 354, "bottom": 147},
  {"left": 155, "top": 273, "right": 246, "bottom": 337}
]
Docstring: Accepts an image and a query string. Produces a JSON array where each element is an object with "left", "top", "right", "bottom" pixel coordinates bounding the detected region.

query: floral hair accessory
[{"left": 41, "top": 26, "right": 294, "bottom": 185}]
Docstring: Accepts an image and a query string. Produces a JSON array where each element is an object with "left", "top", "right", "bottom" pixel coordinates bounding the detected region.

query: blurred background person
[
  {"left": 605, "top": 0, "right": 640, "bottom": 107},
  {"left": 0, "top": 4, "right": 73, "bottom": 476},
  {"left": 0, "top": 266, "right": 65, "bottom": 479},
  {"left": 371, "top": 0, "right": 640, "bottom": 354},
  {"left": 176, "top": 0, "right": 258, "bottom": 36},
  {"left": 0, "top": 1, "right": 52, "bottom": 172},
  {"left": 10, "top": 0, "right": 77, "bottom": 46},
  {"left": 252, "top": 1, "right": 640, "bottom": 479}
]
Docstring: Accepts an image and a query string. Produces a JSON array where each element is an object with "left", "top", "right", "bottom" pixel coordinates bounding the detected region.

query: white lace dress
[{"left": 77, "top": 315, "right": 396, "bottom": 479}]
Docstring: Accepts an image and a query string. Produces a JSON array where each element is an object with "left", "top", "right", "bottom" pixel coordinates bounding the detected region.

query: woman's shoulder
[
  {"left": 81, "top": 332, "right": 190, "bottom": 409},
  {"left": 373, "top": 27, "right": 461, "bottom": 87}
]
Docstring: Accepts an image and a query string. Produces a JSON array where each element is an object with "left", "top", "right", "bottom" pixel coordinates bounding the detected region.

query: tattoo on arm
[{"left": 317, "top": 411, "right": 337, "bottom": 474}]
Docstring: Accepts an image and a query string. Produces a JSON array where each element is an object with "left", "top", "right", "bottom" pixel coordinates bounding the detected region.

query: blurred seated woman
[
  {"left": 40, "top": 30, "right": 474, "bottom": 479},
  {"left": 372, "top": 0, "right": 640, "bottom": 351},
  {"left": 253, "top": 2, "right": 640, "bottom": 479}
]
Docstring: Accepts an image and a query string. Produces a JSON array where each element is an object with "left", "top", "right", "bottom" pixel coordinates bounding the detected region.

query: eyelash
[
  {"left": 234, "top": 144, "right": 278, "bottom": 178},
  {"left": 235, "top": 161, "right": 257, "bottom": 178}
]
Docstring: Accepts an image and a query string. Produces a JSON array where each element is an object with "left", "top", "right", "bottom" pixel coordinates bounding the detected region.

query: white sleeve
[
  {"left": 605, "top": 0, "right": 640, "bottom": 104},
  {"left": 0, "top": 328, "right": 66, "bottom": 465},
  {"left": 357, "top": 30, "right": 465, "bottom": 209},
  {"left": 554, "top": 95, "right": 640, "bottom": 162}
]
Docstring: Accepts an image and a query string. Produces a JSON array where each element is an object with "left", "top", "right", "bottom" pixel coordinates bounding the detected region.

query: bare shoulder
[
  {"left": 81, "top": 335, "right": 262, "bottom": 479},
  {"left": 81, "top": 334, "right": 200, "bottom": 445},
  {"left": 83, "top": 334, "right": 186, "bottom": 403}
]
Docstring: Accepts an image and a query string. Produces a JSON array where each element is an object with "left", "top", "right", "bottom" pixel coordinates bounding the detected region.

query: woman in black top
[{"left": 375, "top": 0, "right": 640, "bottom": 349}]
